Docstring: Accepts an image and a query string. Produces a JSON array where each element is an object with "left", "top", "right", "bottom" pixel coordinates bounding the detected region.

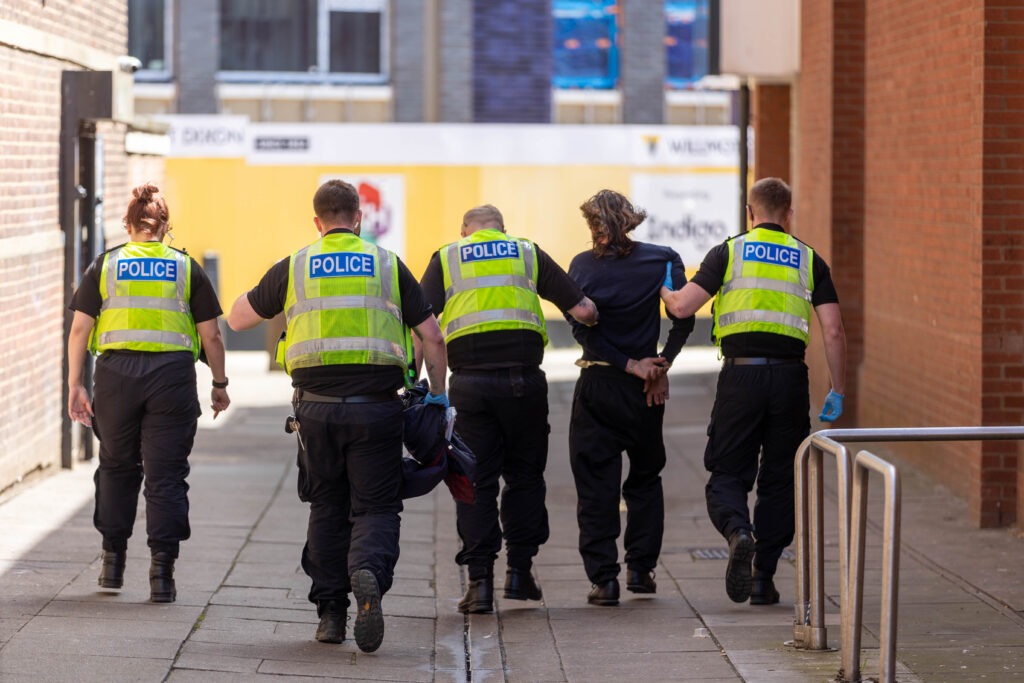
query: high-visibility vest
[
  {"left": 438, "top": 228, "right": 547, "bottom": 344},
  {"left": 279, "top": 231, "right": 411, "bottom": 377},
  {"left": 712, "top": 227, "right": 814, "bottom": 345},
  {"left": 90, "top": 241, "right": 199, "bottom": 358}
]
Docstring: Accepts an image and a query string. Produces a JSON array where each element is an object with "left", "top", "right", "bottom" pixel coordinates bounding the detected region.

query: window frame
[
  {"left": 552, "top": 0, "right": 620, "bottom": 91},
  {"left": 131, "top": 0, "right": 174, "bottom": 83},
  {"left": 217, "top": 0, "right": 389, "bottom": 85}
]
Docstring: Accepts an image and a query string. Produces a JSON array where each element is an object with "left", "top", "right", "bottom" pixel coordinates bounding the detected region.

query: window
[
  {"left": 128, "top": 0, "right": 172, "bottom": 80},
  {"left": 666, "top": 1, "right": 710, "bottom": 88},
  {"left": 219, "top": 0, "right": 387, "bottom": 82},
  {"left": 552, "top": 0, "right": 619, "bottom": 90}
]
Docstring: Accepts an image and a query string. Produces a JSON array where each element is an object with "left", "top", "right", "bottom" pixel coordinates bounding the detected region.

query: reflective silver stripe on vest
[
  {"left": 720, "top": 277, "right": 812, "bottom": 302},
  {"left": 106, "top": 249, "right": 187, "bottom": 301},
  {"left": 717, "top": 309, "right": 810, "bottom": 335},
  {"left": 100, "top": 295, "right": 188, "bottom": 313},
  {"left": 285, "top": 337, "right": 406, "bottom": 364},
  {"left": 286, "top": 295, "right": 400, "bottom": 321},
  {"left": 444, "top": 239, "right": 536, "bottom": 296},
  {"left": 443, "top": 308, "right": 542, "bottom": 336},
  {"left": 97, "top": 329, "right": 194, "bottom": 348},
  {"left": 444, "top": 274, "right": 537, "bottom": 301}
]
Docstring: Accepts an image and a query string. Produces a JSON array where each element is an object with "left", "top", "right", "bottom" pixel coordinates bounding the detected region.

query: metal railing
[{"left": 793, "top": 426, "right": 1024, "bottom": 683}]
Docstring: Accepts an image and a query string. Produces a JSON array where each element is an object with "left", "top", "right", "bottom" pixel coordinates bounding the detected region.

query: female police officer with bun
[{"left": 67, "top": 183, "right": 230, "bottom": 603}]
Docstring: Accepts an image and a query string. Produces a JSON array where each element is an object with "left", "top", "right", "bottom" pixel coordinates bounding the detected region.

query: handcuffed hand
[
  {"left": 627, "top": 356, "right": 670, "bottom": 382},
  {"left": 424, "top": 392, "right": 450, "bottom": 409},
  {"left": 818, "top": 389, "right": 844, "bottom": 422}
]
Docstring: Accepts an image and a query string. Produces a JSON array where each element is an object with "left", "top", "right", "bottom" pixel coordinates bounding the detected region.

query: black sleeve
[
  {"left": 811, "top": 252, "right": 840, "bottom": 306},
  {"left": 660, "top": 250, "right": 695, "bottom": 363},
  {"left": 68, "top": 254, "right": 105, "bottom": 317},
  {"left": 397, "top": 257, "right": 433, "bottom": 328},
  {"left": 535, "top": 244, "right": 587, "bottom": 311},
  {"left": 418, "top": 251, "right": 446, "bottom": 315},
  {"left": 246, "top": 257, "right": 290, "bottom": 319},
  {"left": 188, "top": 258, "right": 223, "bottom": 323},
  {"left": 689, "top": 242, "right": 729, "bottom": 296}
]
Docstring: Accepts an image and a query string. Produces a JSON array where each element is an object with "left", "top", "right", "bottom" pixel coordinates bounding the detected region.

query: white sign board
[{"left": 630, "top": 173, "right": 737, "bottom": 267}]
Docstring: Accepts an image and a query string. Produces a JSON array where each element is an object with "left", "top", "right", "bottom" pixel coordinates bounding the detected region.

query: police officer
[
  {"left": 565, "top": 189, "right": 695, "bottom": 606},
  {"left": 418, "top": 204, "right": 598, "bottom": 613},
  {"left": 67, "top": 183, "right": 230, "bottom": 603},
  {"left": 227, "top": 179, "right": 447, "bottom": 652},
  {"left": 661, "top": 177, "right": 847, "bottom": 605}
]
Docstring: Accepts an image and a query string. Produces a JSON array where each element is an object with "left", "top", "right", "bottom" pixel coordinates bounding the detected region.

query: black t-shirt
[
  {"left": 689, "top": 223, "right": 840, "bottom": 358},
  {"left": 567, "top": 241, "right": 695, "bottom": 370},
  {"left": 419, "top": 240, "right": 586, "bottom": 370},
  {"left": 246, "top": 229, "right": 432, "bottom": 395},
  {"left": 70, "top": 244, "right": 223, "bottom": 323}
]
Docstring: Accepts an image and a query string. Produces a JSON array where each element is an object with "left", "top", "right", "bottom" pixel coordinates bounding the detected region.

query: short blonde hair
[{"left": 462, "top": 204, "right": 504, "bottom": 230}]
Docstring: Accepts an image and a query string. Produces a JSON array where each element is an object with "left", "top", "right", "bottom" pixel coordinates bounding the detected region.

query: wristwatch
[{"left": 212, "top": 378, "right": 229, "bottom": 389}]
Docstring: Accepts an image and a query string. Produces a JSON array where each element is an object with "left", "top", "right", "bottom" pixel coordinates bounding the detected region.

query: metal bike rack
[
  {"left": 793, "top": 426, "right": 1024, "bottom": 683},
  {"left": 847, "top": 449, "right": 900, "bottom": 683}
]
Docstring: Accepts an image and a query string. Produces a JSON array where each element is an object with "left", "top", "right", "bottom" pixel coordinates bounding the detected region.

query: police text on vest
[
  {"left": 742, "top": 242, "right": 801, "bottom": 269},
  {"left": 460, "top": 240, "right": 520, "bottom": 263},
  {"left": 117, "top": 258, "right": 177, "bottom": 281},
  {"left": 309, "top": 252, "right": 376, "bottom": 278}
]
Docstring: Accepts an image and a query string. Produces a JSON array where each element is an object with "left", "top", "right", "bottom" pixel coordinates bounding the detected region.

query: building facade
[
  {"left": 750, "top": 0, "right": 1024, "bottom": 528},
  {"left": 0, "top": 1, "right": 164, "bottom": 498}
]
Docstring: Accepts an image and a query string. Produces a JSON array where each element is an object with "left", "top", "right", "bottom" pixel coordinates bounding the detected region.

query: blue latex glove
[
  {"left": 424, "top": 392, "right": 449, "bottom": 409},
  {"left": 818, "top": 390, "right": 844, "bottom": 422},
  {"left": 663, "top": 262, "right": 674, "bottom": 290}
]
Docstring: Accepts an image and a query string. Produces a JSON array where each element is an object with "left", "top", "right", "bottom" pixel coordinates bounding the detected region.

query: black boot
[
  {"left": 504, "top": 568, "right": 543, "bottom": 601},
  {"left": 97, "top": 550, "right": 126, "bottom": 589},
  {"left": 149, "top": 552, "right": 176, "bottom": 603},
  {"left": 315, "top": 600, "right": 346, "bottom": 643},
  {"left": 457, "top": 578, "right": 494, "bottom": 614}
]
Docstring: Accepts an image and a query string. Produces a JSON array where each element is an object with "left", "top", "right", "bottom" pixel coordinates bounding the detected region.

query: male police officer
[
  {"left": 419, "top": 205, "right": 598, "bottom": 613},
  {"left": 661, "top": 177, "right": 847, "bottom": 605},
  {"left": 228, "top": 180, "right": 448, "bottom": 651}
]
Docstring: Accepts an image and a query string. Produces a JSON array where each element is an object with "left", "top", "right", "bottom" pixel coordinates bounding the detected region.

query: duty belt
[
  {"left": 723, "top": 357, "right": 803, "bottom": 367},
  {"left": 292, "top": 388, "right": 397, "bottom": 404}
]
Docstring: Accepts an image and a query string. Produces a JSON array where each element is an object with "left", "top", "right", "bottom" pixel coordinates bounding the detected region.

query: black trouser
[
  {"left": 294, "top": 397, "right": 404, "bottom": 610},
  {"left": 569, "top": 366, "right": 666, "bottom": 584},
  {"left": 704, "top": 362, "right": 810, "bottom": 576},
  {"left": 92, "top": 352, "right": 199, "bottom": 557},
  {"left": 449, "top": 367, "right": 550, "bottom": 580}
]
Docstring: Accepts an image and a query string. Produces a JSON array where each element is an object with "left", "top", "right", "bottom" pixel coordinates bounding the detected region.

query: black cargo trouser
[
  {"left": 569, "top": 366, "right": 666, "bottom": 584},
  {"left": 704, "top": 361, "right": 810, "bottom": 576},
  {"left": 294, "top": 398, "right": 404, "bottom": 610},
  {"left": 449, "top": 367, "right": 550, "bottom": 580},
  {"left": 92, "top": 352, "right": 199, "bottom": 557}
]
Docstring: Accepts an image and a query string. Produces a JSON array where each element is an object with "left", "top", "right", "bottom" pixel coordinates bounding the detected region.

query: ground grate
[{"left": 690, "top": 548, "right": 796, "bottom": 561}]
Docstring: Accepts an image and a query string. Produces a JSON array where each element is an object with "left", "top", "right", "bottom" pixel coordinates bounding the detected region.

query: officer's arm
[
  {"left": 567, "top": 296, "right": 599, "bottom": 326},
  {"left": 196, "top": 319, "right": 230, "bottom": 418},
  {"left": 815, "top": 302, "right": 847, "bottom": 395},
  {"left": 661, "top": 281, "right": 712, "bottom": 319},
  {"left": 413, "top": 315, "right": 447, "bottom": 395},
  {"left": 227, "top": 293, "right": 263, "bottom": 331},
  {"left": 67, "top": 311, "right": 95, "bottom": 427}
]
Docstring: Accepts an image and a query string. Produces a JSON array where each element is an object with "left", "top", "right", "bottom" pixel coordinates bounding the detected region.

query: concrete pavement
[{"left": 2, "top": 350, "right": 1024, "bottom": 681}]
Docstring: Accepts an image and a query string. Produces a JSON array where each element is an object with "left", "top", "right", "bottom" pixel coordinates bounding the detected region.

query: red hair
[{"left": 123, "top": 183, "right": 169, "bottom": 233}]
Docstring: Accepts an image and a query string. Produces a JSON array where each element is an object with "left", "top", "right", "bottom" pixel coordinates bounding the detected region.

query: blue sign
[
  {"left": 309, "top": 252, "right": 376, "bottom": 278},
  {"left": 116, "top": 258, "right": 177, "bottom": 281},
  {"left": 460, "top": 241, "right": 520, "bottom": 263},
  {"left": 742, "top": 242, "right": 801, "bottom": 269}
]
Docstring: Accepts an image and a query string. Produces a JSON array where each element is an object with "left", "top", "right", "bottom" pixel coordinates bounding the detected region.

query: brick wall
[
  {"left": 0, "top": 1, "right": 149, "bottom": 497},
  {"left": 175, "top": 0, "right": 218, "bottom": 114},
  {"left": 472, "top": 0, "right": 552, "bottom": 123},
  {"left": 752, "top": 84, "right": 791, "bottom": 183},
  {"left": 440, "top": 0, "right": 473, "bottom": 122},
  {"left": 392, "top": 0, "right": 426, "bottom": 122}
]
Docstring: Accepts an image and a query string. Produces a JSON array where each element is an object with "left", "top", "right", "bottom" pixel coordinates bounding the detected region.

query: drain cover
[{"left": 690, "top": 548, "right": 795, "bottom": 561}]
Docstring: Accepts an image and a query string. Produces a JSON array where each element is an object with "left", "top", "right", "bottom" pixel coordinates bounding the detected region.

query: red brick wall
[
  {"left": 0, "top": 1, "right": 153, "bottom": 496},
  {"left": 752, "top": 84, "right": 791, "bottom": 183},
  {"left": 981, "top": 2, "right": 1024, "bottom": 526},
  {"left": 859, "top": 0, "right": 988, "bottom": 515}
]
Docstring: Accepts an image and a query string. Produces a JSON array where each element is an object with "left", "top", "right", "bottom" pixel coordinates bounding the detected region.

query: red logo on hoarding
[{"left": 358, "top": 182, "right": 392, "bottom": 244}]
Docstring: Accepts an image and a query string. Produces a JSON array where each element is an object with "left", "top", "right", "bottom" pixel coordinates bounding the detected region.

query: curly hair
[
  {"left": 123, "top": 182, "right": 169, "bottom": 233},
  {"left": 579, "top": 189, "right": 647, "bottom": 257}
]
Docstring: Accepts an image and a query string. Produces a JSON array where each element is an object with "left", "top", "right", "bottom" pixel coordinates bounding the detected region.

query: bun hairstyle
[
  {"left": 123, "top": 182, "right": 170, "bottom": 234},
  {"left": 580, "top": 189, "right": 647, "bottom": 258}
]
